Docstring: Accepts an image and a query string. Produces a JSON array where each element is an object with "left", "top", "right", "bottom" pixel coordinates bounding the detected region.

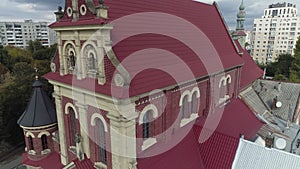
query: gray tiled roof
[
  {"left": 240, "top": 86, "right": 269, "bottom": 115},
  {"left": 17, "top": 80, "right": 57, "bottom": 127},
  {"left": 241, "top": 80, "right": 300, "bottom": 154},
  {"left": 253, "top": 80, "right": 300, "bottom": 121},
  {"left": 240, "top": 86, "right": 276, "bottom": 124}
]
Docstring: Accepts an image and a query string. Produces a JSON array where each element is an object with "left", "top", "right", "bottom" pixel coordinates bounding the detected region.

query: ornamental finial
[{"left": 34, "top": 67, "right": 39, "bottom": 80}]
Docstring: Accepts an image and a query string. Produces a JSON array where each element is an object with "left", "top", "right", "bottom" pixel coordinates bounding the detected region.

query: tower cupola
[
  {"left": 18, "top": 77, "right": 58, "bottom": 165},
  {"left": 236, "top": 0, "right": 246, "bottom": 31}
]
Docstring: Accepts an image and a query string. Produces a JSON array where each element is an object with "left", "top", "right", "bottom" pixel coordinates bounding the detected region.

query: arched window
[
  {"left": 181, "top": 96, "right": 188, "bottom": 119},
  {"left": 65, "top": 43, "right": 76, "bottom": 72},
  {"left": 29, "top": 136, "right": 34, "bottom": 150},
  {"left": 69, "top": 107, "right": 77, "bottom": 146},
  {"left": 88, "top": 53, "right": 96, "bottom": 70},
  {"left": 143, "top": 111, "right": 151, "bottom": 139},
  {"left": 83, "top": 44, "right": 97, "bottom": 73},
  {"left": 70, "top": 51, "right": 76, "bottom": 68},
  {"left": 219, "top": 79, "right": 226, "bottom": 99},
  {"left": 191, "top": 93, "right": 198, "bottom": 114},
  {"left": 41, "top": 135, "right": 48, "bottom": 150},
  {"left": 226, "top": 78, "right": 231, "bottom": 96},
  {"left": 96, "top": 118, "right": 107, "bottom": 164}
]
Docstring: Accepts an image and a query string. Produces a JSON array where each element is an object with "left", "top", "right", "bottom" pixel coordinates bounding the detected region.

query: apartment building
[
  {"left": 0, "top": 20, "right": 56, "bottom": 48},
  {"left": 251, "top": 2, "right": 300, "bottom": 64}
]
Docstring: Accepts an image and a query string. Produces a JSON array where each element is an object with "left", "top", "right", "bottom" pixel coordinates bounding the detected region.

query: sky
[{"left": 0, "top": 0, "right": 299, "bottom": 30}]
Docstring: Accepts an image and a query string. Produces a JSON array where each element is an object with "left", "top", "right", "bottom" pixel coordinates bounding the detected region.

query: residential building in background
[
  {"left": 0, "top": 20, "right": 57, "bottom": 48},
  {"left": 251, "top": 2, "right": 300, "bottom": 64}
]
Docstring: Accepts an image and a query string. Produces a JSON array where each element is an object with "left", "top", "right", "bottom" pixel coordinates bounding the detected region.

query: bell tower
[
  {"left": 232, "top": 0, "right": 247, "bottom": 48},
  {"left": 51, "top": 0, "right": 111, "bottom": 84},
  {"left": 236, "top": 0, "right": 246, "bottom": 31}
]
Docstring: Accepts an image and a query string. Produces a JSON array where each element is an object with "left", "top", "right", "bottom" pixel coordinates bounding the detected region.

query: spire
[
  {"left": 236, "top": 0, "right": 246, "bottom": 31},
  {"left": 17, "top": 78, "right": 57, "bottom": 128}
]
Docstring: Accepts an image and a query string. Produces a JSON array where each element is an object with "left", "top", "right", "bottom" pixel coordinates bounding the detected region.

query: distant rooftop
[
  {"left": 252, "top": 80, "right": 300, "bottom": 121},
  {"left": 268, "top": 2, "right": 296, "bottom": 9},
  {"left": 240, "top": 79, "right": 300, "bottom": 154}
]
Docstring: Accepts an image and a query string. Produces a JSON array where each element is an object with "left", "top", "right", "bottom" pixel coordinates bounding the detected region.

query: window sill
[
  {"left": 52, "top": 131, "right": 60, "bottom": 143},
  {"left": 180, "top": 113, "right": 199, "bottom": 127},
  {"left": 28, "top": 150, "right": 36, "bottom": 155},
  {"left": 142, "top": 138, "right": 157, "bottom": 151},
  {"left": 87, "top": 70, "right": 98, "bottom": 78},
  {"left": 41, "top": 149, "right": 51, "bottom": 155},
  {"left": 218, "top": 95, "right": 230, "bottom": 105},
  {"left": 69, "top": 146, "right": 77, "bottom": 155},
  {"left": 94, "top": 162, "right": 107, "bottom": 169}
]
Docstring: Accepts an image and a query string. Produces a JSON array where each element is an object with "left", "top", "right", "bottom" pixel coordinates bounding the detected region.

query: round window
[
  {"left": 67, "top": 7, "right": 73, "bottom": 17},
  {"left": 80, "top": 5, "right": 87, "bottom": 16}
]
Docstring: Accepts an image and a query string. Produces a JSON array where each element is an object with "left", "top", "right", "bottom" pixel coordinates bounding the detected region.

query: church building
[{"left": 18, "top": 0, "right": 264, "bottom": 168}]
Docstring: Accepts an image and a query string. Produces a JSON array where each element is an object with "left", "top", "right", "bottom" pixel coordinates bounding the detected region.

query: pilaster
[
  {"left": 57, "top": 31, "right": 65, "bottom": 76},
  {"left": 107, "top": 113, "right": 137, "bottom": 169},
  {"left": 53, "top": 89, "right": 68, "bottom": 165},
  {"left": 75, "top": 102, "right": 91, "bottom": 158},
  {"left": 74, "top": 30, "right": 82, "bottom": 79}
]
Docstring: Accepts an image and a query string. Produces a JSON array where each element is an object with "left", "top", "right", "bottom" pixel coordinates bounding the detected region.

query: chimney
[
  {"left": 55, "top": 6, "right": 64, "bottom": 22},
  {"left": 272, "top": 96, "right": 278, "bottom": 110},
  {"left": 96, "top": 0, "right": 109, "bottom": 19},
  {"left": 297, "top": 139, "right": 300, "bottom": 148},
  {"left": 277, "top": 82, "right": 281, "bottom": 92},
  {"left": 265, "top": 132, "right": 274, "bottom": 148}
]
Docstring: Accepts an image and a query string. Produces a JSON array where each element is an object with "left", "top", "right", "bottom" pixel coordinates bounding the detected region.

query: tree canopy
[
  {"left": 262, "top": 36, "right": 300, "bottom": 82},
  {"left": 0, "top": 40, "right": 56, "bottom": 145},
  {"left": 289, "top": 36, "right": 300, "bottom": 82}
]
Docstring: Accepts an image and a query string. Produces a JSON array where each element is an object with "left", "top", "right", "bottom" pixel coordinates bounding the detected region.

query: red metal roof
[
  {"left": 138, "top": 127, "right": 205, "bottom": 169},
  {"left": 195, "top": 98, "right": 264, "bottom": 140},
  {"left": 234, "top": 30, "right": 247, "bottom": 36},
  {"left": 138, "top": 127, "right": 239, "bottom": 169},
  {"left": 50, "top": 0, "right": 104, "bottom": 28},
  {"left": 73, "top": 156, "right": 95, "bottom": 169},
  {"left": 194, "top": 126, "right": 239, "bottom": 169},
  {"left": 235, "top": 40, "right": 263, "bottom": 90},
  {"left": 46, "top": 0, "right": 246, "bottom": 98},
  {"left": 137, "top": 98, "right": 263, "bottom": 169},
  {"left": 49, "top": 18, "right": 106, "bottom": 28},
  {"left": 22, "top": 152, "right": 63, "bottom": 169}
]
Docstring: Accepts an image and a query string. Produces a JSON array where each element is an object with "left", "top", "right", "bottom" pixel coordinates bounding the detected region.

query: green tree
[
  {"left": 27, "top": 40, "right": 44, "bottom": 54},
  {"left": 263, "top": 54, "right": 294, "bottom": 79},
  {"left": 289, "top": 36, "right": 300, "bottom": 82},
  {"left": 0, "top": 43, "right": 56, "bottom": 146},
  {"left": 0, "top": 46, "right": 12, "bottom": 70},
  {"left": 273, "top": 53, "right": 294, "bottom": 79},
  {"left": 5, "top": 46, "right": 32, "bottom": 71},
  {"left": 0, "top": 63, "right": 8, "bottom": 83},
  {"left": 0, "top": 62, "right": 35, "bottom": 144}
]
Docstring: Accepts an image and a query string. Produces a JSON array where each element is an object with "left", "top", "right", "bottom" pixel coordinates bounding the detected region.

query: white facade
[
  {"left": 0, "top": 20, "right": 57, "bottom": 48},
  {"left": 251, "top": 3, "right": 300, "bottom": 64}
]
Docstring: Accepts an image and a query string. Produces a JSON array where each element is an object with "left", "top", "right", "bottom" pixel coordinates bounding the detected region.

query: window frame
[{"left": 41, "top": 135, "right": 48, "bottom": 150}]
